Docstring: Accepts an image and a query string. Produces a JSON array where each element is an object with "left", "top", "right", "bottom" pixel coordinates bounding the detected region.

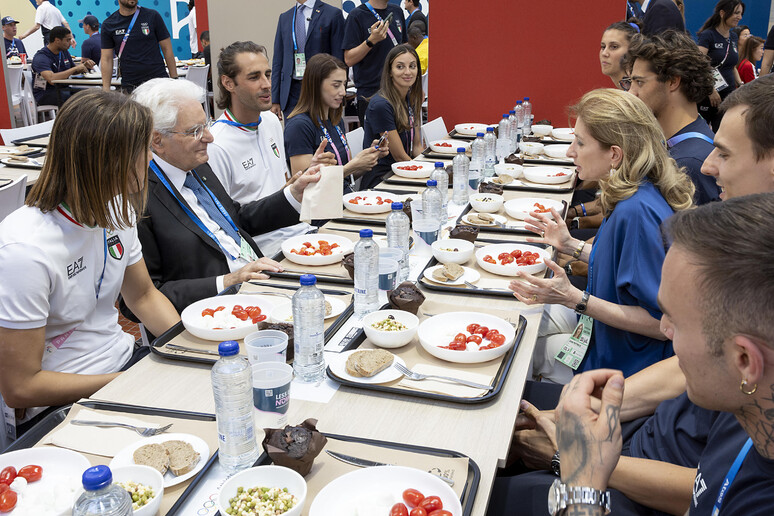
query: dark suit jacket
[
  {"left": 271, "top": 1, "right": 345, "bottom": 111},
  {"left": 405, "top": 9, "right": 427, "bottom": 33},
  {"left": 135, "top": 161, "right": 301, "bottom": 313},
  {"left": 642, "top": 0, "right": 684, "bottom": 35}
]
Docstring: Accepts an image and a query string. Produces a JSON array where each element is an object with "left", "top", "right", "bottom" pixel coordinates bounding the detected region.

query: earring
[
  {"left": 610, "top": 167, "right": 616, "bottom": 176},
  {"left": 740, "top": 379, "right": 758, "bottom": 395}
]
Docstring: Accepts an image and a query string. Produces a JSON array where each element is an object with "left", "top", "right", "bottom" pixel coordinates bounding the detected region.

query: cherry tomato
[
  {"left": 0, "top": 484, "right": 7, "bottom": 495},
  {"left": 201, "top": 308, "right": 215, "bottom": 317},
  {"left": 483, "top": 255, "right": 496, "bottom": 264},
  {"left": 251, "top": 314, "right": 267, "bottom": 323},
  {"left": 0, "top": 467, "right": 16, "bottom": 485},
  {"left": 500, "top": 255, "right": 514, "bottom": 265},
  {"left": 390, "top": 503, "right": 409, "bottom": 516},
  {"left": 498, "top": 252, "right": 511, "bottom": 261},
  {"left": 418, "top": 496, "right": 443, "bottom": 512},
  {"left": 410, "top": 508, "right": 428, "bottom": 516},
  {"left": 428, "top": 511, "right": 452, "bottom": 516},
  {"left": 466, "top": 334, "right": 483, "bottom": 344},
  {"left": 0, "top": 490, "right": 17, "bottom": 512},
  {"left": 491, "top": 333, "right": 506, "bottom": 346},
  {"left": 246, "top": 306, "right": 262, "bottom": 318},
  {"left": 232, "top": 310, "right": 249, "bottom": 321},
  {"left": 466, "top": 323, "right": 480, "bottom": 333},
  {"left": 232, "top": 305, "right": 244, "bottom": 312},
  {"left": 474, "top": 326, "right": 489, "bottom": 336},
  {"left": 485, "top": 329, "right": 500, "bottom": 341},
  {"left": 403, "top": 488, "right": 425, "bottom": 508},
  {"left": 17, "top": 465, "right": 42, "bottom": 482},
  {"left": 510, "top": 249, "right": 523, "bottom": 258},
  {"left": 454, "top": 333, "right": 467, "bottom": 343},
  {"left": 215, "top": 306, "right": 225, "bottom": 312}
]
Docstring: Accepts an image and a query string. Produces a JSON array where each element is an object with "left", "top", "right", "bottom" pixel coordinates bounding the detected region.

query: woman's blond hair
[
  {"left": 570, "top": 88, "right": 694, "bottom": 215},
  {"left": 26, "top": 90, "right": 153, "bottom": 230}
]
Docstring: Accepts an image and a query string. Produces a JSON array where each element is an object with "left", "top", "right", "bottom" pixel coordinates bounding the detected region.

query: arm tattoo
[{"left": 604, "top": 404, "right": 620, "bottom": 442}]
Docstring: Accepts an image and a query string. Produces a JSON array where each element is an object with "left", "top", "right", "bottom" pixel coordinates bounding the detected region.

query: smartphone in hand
[
  {"left": 383, "top": 11, "right": 394, "bottom": 27},
  {"left": 374, "top": 132, "right": 388, "bottom": 149}
]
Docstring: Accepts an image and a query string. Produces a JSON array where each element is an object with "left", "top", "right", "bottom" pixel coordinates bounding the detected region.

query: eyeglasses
[
  {"left": 619, "top": 77, "right": 632, "bottom": 91},
  {"left": 167, "top": 118, "right": 214, "bottom": 140}
]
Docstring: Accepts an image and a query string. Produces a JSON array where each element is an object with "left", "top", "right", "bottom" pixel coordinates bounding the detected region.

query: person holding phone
[
  {"left": 284, "top": 53, "right": 388, "bottom": 191},
  {"left": 360, "top": 44, "right": 424, "bottom": 190}
]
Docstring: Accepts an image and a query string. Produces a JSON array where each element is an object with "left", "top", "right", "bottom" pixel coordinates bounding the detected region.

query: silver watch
[{"left": 548, "top": 478, "right": 611, "bottom": 515}]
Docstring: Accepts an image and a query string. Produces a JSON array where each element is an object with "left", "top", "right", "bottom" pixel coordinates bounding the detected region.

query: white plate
[
  {"left": 503, "top": 198, "right": 565, "bottom": 220},
  {"left": 552, "top": 127, "right": 575, "bottom": 141},
  {"left": 269, "top": 296, "right": 347, "bottom": 323},
  {"left": 429, "top": 139, "right": 470, "bottom": 154},
  {"left": 523, "top": 167, "right": 573, "bottom": 185},
  {"left": 417, "top": 311, "right": 517, "bottom": 364},
  {"left": 391, "top": 160, "right": 435, "bottom": 179},
  {"left": 519, "top": 141, "right": 544, "bottom": 156},
  {"left": 181, "top": 294, "right": 276, "bottom": 341},
  {"left": 327, "top": 350, "right": 405, "bottom": 384},
  {"left": 544, "top": 144, "right": 571, "bottom": 159},
  {"left": 454, "top": 123, "right": 490, "bottom": 136},
  {"left": 1, "top": 157, "right": 43, "bottom": 168},
  {"left": 423, "top": 265, "right": 480, "bottom": 286},
  {"left": 461, "top": 212, "right": 507, "bottom": 227},
  {"left": 309, "top": 465, "right": 462, "bottom": 516},
  {"left": 110, "top": 433, "right": 209, "bottom": 488},
  {"left": 343, "top": 191, "right": 404, "bottom": 214},
  {"left": 281, "top": 233, "right": 353, "bottom": 266},
  {"left": 475, "top": 243, "right": 549, "bottom": 277}
]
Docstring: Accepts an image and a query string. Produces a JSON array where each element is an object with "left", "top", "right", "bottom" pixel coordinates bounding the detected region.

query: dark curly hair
[{"left": 626, "top": 29, "right": 714, "bottom": 104}]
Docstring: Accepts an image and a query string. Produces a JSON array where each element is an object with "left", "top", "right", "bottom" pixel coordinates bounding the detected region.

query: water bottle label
[{"left": 354, "top": 287, "right": 367, "bottom": 295}]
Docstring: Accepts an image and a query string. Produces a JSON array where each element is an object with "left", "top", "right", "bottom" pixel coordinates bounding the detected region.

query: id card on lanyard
[
  {"left": 117, "top": 7, "right": 141, "bottom": 77},
  {"left": 712, "top": 37, "right": 732, "bottom": 92},
  {"left": 292, "top": 6, "right": 306, "bottom": 79},
  {"left": 365, "top": 2, "right": 398, "bottom": 47}
]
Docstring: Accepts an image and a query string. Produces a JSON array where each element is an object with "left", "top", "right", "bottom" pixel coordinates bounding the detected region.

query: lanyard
[
  {"left": 318, "top": 119, "right": 351, "bottom": 166},
  {"left": 712, "top": 437, "right": 753, "bottom": 516},
  {"left": 715, "top": 32, "right": 732, "bottom": 69},
  {"left": 118, "top": 7, "right": 141, "bottom": 59},
  {"left": 149, "top": 160, "right": 241, "bottom": 260},
  {"left": 292, "top": 4, "right": 304, "bottom": 52},
  {"left": 56, "top": 204, "right": 108, "bottom": 299},
  {"left": 364, "top": 2, "right": 398, "bottom": 46},
  {"left": 407, "top": 103, "right": 415, "bottom": 154},
  {"left": 586, "top": 218, "right": 607, "bottom": 296},
  {"left": 214, "top": 109, "right": 261, "bottom": 132},
  {"left": 667, "top": 132, "right": 713, "bottom": 148}
]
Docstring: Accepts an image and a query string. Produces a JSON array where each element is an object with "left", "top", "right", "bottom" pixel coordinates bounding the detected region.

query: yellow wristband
[{"left": 572, "top": 239, "right": 585, "bottom": 259}]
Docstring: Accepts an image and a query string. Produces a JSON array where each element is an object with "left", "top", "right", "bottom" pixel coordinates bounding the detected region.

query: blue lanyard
[
  {"left": 712, "top": 438, "right": 753, "bottom": 516},
  {"left": 586, "top": 218, "right": 606, "bottom": 297},
  {"left": 406, "top": 102, "right": 415, "bottom": 154},
  {"left": 667, "top": 132, "right": 713, "bottom": 148},
  {"left": 318, "top": 119, "right": 351, "bottom": 165},
  {"left": 292, "top": 4, "right": 303, "bottom": 53},
  {"left": 149, "top": 160, "right": 241, "bottom": 260},
  {"left": 213, "top": 119, "right": 260, "bottom": 129},
  {"left": 118, "top": 7, "right": 141, "bottom": 59},
  {"left": 364, "top": 2, "right": 398, "bottom": 46}
]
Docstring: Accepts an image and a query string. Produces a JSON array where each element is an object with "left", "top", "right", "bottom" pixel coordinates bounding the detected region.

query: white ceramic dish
[
  {"left": 494, "top": 163, "right": 524, "bottom": 178},
  {"left": 519, "top": 141, "right": 544, "bottom": 156},
  {"left": 475, "top": 243, "right": 549, "bottom": 277},
  {"left": 417, "top": 311, "right": 517, "bottom": 364},
  {"left": 552, "top": 127, "right": 575, "bottom": 140},
  {"left": 181, "top": 294, "right": 276, "bottom": 341},
  {"left": 343, "top": 191, "right": 404, "bottom": 214},
  {"left": 422, "top": 265, "right": 481, "bottom": 286},
  {"left": 531, "top": 124, "right": 554, "bottom": 137},
  {"left": 281, "top": 233, "right": 353, "bottom": 266},
  {"left": 112, "top": 465, "right": 164, "bottom": 516},
  {"left": 1, "top": 157, "right": 44, "bottom": 169},
  {"left": 362, "top": 309, "right": 419, "bottom": 349},
  {"left": 461, "top": 212, "right": 507, "bottom": 227},
  {"left": 503, "top": 198, "right": 565, "bottom": 220},
  {"left": 309, "top": 466, "right": 461, "bottom": 516},
  {"left": 328, "top": 349, "right": 406, "bottom": 383},
  {"left": 110, "top": 433, "right": 209, "bottom": 488},
  {"left": 431, "top": 238, "right": 475, "bottom": 264},
  {"left": 454, "top": 123, "right": 490, "bottom": 136},
  {"left": 430, "top": 139, "right": 470, "bottom": 154},
  {"left": 391, "top": 160, "right": 434, "bottom": 178},
  {"left": 469, "top": 193, "right": 504, "bottom": 213},
  {"left": 269, "top": 296, "right": 347, "bottom": 323},
  {"left": 544, "top": 144, "right": 571, "bottom": 159},
  {"left": 217, "top": 465, "right": 306, "bottom": 516},
  {"left": 523, "top": 167, "right": 573, "bottom": 185}
]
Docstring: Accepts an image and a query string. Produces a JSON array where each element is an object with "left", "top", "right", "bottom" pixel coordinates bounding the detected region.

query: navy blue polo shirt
[
  {"left": 31, "top": 46, "right": 75, "bottom": 101},
  {"left": 668, "top": 116, "right": 720, "bottom": 205},
  {"left": 284, "top": 113, "right": 350, "bottom": 166},
  {"left": 81, "top": 32, "right": 101, "bottom": 65},
  {"left": 101, "top": 7, "right": 169, "bottom": 88},
  {"left": 4, "top": 37, "right": 26, "bottom": 58},
  {"left": 697, "top": 29, "right": 738, "bottom": 96}
]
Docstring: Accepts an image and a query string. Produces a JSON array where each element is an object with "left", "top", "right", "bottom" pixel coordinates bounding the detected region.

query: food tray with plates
[
  {"left": 334, "top": 189, "right": 419, "bottom": 226},
  {"left": 455, "top": 196, "right": 567, "bottom": 236},
  {"left": 1, "top": 151, "right": 46, "bottom": 169},
  {"left": 421, "top": 146, "right": 471, "bottom": 160},
  {"left": 324, "top": 299, "right": 526, "bottom": 404},
  {"left": 150, "top": 282, "right": 354, "bottom": 365},
  {"left": 4, "top": 400, "right": 218, "bottom": 516},
  {"left": 485, "top": 164, "right": 577, "bottom": 194},
  {"left": 266, "top": 228, "right": 360, "bottom": 284},
  {"left": 10, "top": 133, "right": 49, "bottom": 147}
]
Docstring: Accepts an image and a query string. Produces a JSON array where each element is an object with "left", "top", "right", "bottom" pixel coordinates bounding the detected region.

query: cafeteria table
[{"left": 0, "top": 163, "right": 40, "bottom": 186}]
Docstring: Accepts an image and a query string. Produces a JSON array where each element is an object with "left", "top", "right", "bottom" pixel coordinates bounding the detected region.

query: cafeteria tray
[
  {"left": 0, "top": 150, "right": 46, "bottom": 169},
  {"left": 333, "top": 188, "right": 421, "bottom": 227},
  {"left": 448, "top": 129, "right": 572, "bottom": 146},
  {"left": 382, "top": 169, "right": 454, "bottom": 188},
  {"left": 521, "top": 155, "right": 575, "bottom": 166},
  {"left": 455, "top": 199, "right": 568, "bottom": 236},
  {"left": 4, "top": 400, "right": 218, "bottom": 516},
  {"left": 481, "top": 169, "right": 577, "bottom": 194},
  {"left": 11, "top": 133, "right": 50, "bottom": 147},
  {"left": 150, "top": 282, "right": 353, "bottom": 365}
]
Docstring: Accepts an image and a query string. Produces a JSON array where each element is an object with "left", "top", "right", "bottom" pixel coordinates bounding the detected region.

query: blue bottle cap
[
  {"left": 218, "top": 340, "right": 239, "bottom": 357},
  {"left": 502, "top": 114, "right": 509, "bottom": 118},
  {"left": 427, "top": 179, "right": 437, "bottom": 186},
  {"left": 359, "top": 228, "right": 373, "bottom": 238},
  {"left": 516, "top": 100, "right": 523, "bottom": 104},
  {"left": 457, "top": 147, "right": 466, "bottom": 152},
  {"left": 486, "top": 127, "right": 494, "bottom": 132},
  {"left": 300, "top": 273, "right": 317, "bottom": 286},
  {"left": 391, "top": 202, "right": 404, "bottom": 210},
  {"left": 524, "top": 97, "right": 530, "bottom": 101},
  {"left": 476, "top": 132, "right": 485, "bottom": 137},
  {"left": 81, "top": 465, "right": 113, "bottom": 491},
  {"left": 434, "top": 161, "right": 444, "bottom": 168},
  {"left": 510, "top": 110, "right": 516, "bottom": 114}
]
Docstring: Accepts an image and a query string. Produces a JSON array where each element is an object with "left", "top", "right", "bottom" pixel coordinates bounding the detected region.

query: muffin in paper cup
[
  {"left": 388, "top": 281, "right": 425, "bottom": 315},
  {"left": 262, "top": 418, "right": 327, "bottom": 477}
]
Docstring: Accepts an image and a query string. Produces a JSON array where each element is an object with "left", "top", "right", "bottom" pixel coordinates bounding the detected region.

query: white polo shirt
[{"left": 35, "top": 1, "right": 66, "bottom": 30}]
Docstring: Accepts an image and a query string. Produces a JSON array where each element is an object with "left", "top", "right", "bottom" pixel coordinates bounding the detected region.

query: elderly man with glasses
[{"left": 125, "top": 78, "right": 320, "bottom": 316}]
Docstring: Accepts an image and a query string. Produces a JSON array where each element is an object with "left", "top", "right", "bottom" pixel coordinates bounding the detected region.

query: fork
[
  {"left": 242, "top": 288, "right": 293, "bottom": 300},
  {"left": 70, "top": 420, "right": 173, "bottom": 437},
  {"left": 393, "top": 362, "right": 493, "bottom": 390},
  {"left": 463, "top": 280, "right": 501, "bottom": 291}
]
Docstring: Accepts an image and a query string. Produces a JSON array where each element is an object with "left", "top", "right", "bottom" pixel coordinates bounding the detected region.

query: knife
[
  {"left": 325, "top": 450, "right": 454, "bottom": 487},
  {"left": 165, "top": 343, "right": 220, "bottom": 356}
]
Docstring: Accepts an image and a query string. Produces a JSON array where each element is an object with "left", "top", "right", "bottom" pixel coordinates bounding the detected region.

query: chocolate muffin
[
  {"left": 388, "top": 281, "right": 426, "bottom": 315},
  {"left": 479, "top": 182, "right": 504, "bottom": 195},
  {"left": 342, "top": 252, "right": 355, "bottom": 279},
  {"left": 505, "top": 154, "right": 524, "bottom": 165},
  {"left": 450, "top": 224, "right": 479, "bottom": 242}
]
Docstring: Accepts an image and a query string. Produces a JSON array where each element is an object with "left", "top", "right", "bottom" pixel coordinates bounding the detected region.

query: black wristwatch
[
  {"left": 575, "top": 291, "right": 590, "bottom": 315},
  {"left": 365, "top": 38, "right": 375, "bottom": 48},
  {"left": 551, "top": 450, "right": 561, "bottom": 476}
]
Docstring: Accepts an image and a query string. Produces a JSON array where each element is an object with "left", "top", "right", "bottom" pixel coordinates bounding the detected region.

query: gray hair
[{"left": 131, "top": 78, "right": 205, "bottom": 133}]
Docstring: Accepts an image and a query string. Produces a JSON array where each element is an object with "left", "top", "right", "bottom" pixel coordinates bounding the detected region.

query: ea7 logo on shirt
[
  {"left": 693, "top": 470, "right": 708, "bottom": 506},
  {"left": 67, "top": 257, "right": 87, "bottom": 279},
  {"left": 715, "top": 43, "right": 725, "bottom": 49},
  {"left": 242, "top": 157, "right": 255, "bottom": 171},
  {"left": 107, "top": 235, "right": 124, "bottom": 260}
]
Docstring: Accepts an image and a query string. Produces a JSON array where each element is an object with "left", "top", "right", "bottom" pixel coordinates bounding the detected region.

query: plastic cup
[
  {"left": 412, "top": 218, "right": 440, "bottom": 253},
  {"left": 20, "top": 53, "right": 26, "bottom": 65},
  {"left": 252, "top": 362, "right": 293, "bottom": 430},
  {"left": 378, "top": 257, "right": 399, "bottom": 291},
  {"left": 244, "top": 330, "right": 288, "bottom": 364}
]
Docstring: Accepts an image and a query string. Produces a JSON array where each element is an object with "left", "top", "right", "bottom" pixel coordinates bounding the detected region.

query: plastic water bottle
[
  {"left": 422, "top": 179, "right": 444, "bottom": 229},
  {"left": 508, "top": 110, "right": 518, "bottom": 153},
  {"left": 523, "top": 97, "right": 533, "bottom": 136},
  {"left": 354, "top": 230, "right": 379, "bottom": 319},
  {"left": 73, "top": 466, "right": 132, "bottom": 516},
  {"left": 497, "top": 114, "right": 511, "bottom": 163},
  {"left": 483, "top": 127, "right": 497, "bottom": 178},
  {"left": 469, "top": 132, "right": 485, "bottom": 191},
  {"left": 452, "top": 147, "right": 469, "bottom": 206},
  {"left": 292, "top": 274, "right": 326, "bottom": 381},
  {"left": 211, "top": 340, "right": 259, "bottom": 473},
  {"left": 386, "top": 202, "right": 411, "bottom": 282},
  {"left": 429, "top": 161, "right": 448, "bottom": 222}
]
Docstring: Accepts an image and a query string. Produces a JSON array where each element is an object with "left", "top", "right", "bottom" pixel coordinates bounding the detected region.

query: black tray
[
  {"left": 334, "top": 188, "right": 421, "bottom": 227},
  {"left": 382, "top": 169, "right": 456, "bottom": 188},
  {"left": 456, "top": 199, "right": 567, "bottom": 236},
  {"left": 150, "top": 282, "right": 353, "bottom": 365},
  {"left": 447, "top": 129, "right": 477, "bottom": 141},
  {"left": 522, "top": 156, "right": 575, "bottom": 166},
  {"left": 421, "top": 147, "right": 461, "bottom": 160},
  {"left": 478, "top": 172, "right": 577, "bottom": 194},
  {"left": 10, "top": 133, "right": 49, "bottom": 147},
  {"left": 327, "top": 313, "right": 526, "bottom": 404}
]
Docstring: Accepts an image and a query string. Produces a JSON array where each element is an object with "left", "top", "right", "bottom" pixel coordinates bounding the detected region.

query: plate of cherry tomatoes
[
  {"left": 309, "top": 466, "right": 461, "bottom": 516},
  {"left": 503, "top": 198, "right": 565, "bottom": 221},
  {"left": 475, "top": 243, "right": 549, "bottom": 277},
  {"left": 391, "top": 161, "right": 435, "bottom": 179},
  {"left": 181, "top": 294, "right": 276, "bottom": 341},
  {"left": 417, "top": 312, "right": 517, "bottom": 363},
  {"left": 343, "top": 191, "right": 406, "bottom": 214},
  {"left": 429, "top": 139, "right": 469, "bottom": 154},
  {"left": 281, "top": 234, "right": 353, "bottom": 266}
]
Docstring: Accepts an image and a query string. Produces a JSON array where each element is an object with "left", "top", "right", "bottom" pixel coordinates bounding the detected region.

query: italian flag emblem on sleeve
[{"left": 107, "top": 235, "right": 124, "bottom": 260}]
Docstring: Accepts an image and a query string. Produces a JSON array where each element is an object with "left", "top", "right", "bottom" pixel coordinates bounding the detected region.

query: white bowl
[
  {"left": 431, "top": 238, "right": 475, "bottom": 264},
  {"left": 519, "top": 141, "right": 544, "bottom": 156},
  {"left": 112, "top": 465, "right": 164, "bottom": 516},
  {"left": 281, "top": 233, "right": 353, "bottom": 266},
  {"left": 362, "top": 309, "right": 419, "bottom": 349},
  {"left": 430, "top": 139, "right": 469, "bottom": 154},
  {"left": 469, "top": 193, "right": 504, "bottom": 213},
  {"left": 544, "top": 144, "right": 571, "bottom": 159},
  {"left": 552, "top": 127, "right": 575, "bottom": 141},
  {"left": 417, "top": 312, "right": 517, "bottom": 364},
  {"left": 531, "top": 124, "right": 554, "bottom": 137},
  {"left": 454, "top": 123, "right": 490, "bottom": 136},
  {"left": 343, "top": 191, "right": 404, "bottom": 214},
  {"left": 504, "top": 198, "right": 565, "bottom": 220},
  {"left": 181, "top": 294, "right": 276, "bottom": 341},
  {"left": 475, "top": 243, "right": 549, "bottom": 277},
  {"left": 523, "top": 167, "right": 573, "bottom": 185},
  {"left": 494, "top": 163, "right": 523, "bottom": 178},
  {"left": 218, "top": 465, "right": 306, "bottom": 516},
  {"left": 391, "top": 161, "right": 434, "bottom": 179}
]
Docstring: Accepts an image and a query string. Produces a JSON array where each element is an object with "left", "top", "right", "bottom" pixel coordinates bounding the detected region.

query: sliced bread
[
  {"left": 346, "top": 349, "right": 394, "bottom": 378},
  {"left": 163, "top": 440, "right": 200, "bottom": 476},
  {"left": 133, "top": 443, "right": 169, "bottom": 475},
  {"left": 442, "top": 263, "right": 464, "bottom": 281}
]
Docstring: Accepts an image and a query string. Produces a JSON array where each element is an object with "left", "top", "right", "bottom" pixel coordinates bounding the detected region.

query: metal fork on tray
[{"left": 393, "top": 362, "right": 493, "bottom": 390}]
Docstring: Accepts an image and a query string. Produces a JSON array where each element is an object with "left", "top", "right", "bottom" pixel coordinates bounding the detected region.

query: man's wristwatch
[
  {"left": 575, "top": 290, "right": 590, "bottom": 314},
  {"left": 548, "top": 479, "right": 611, "bottom": 515},
  {"left": 551, "top": 450, "right": 561, "bottom": 476},
  {"left": 365, "top": 38, "right": 375, "bottom": 48}
]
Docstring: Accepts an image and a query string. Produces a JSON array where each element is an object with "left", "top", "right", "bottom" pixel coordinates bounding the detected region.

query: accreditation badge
[
  {"left": 239, "top": 236, "right": 258, "bottom": 263},
  {"left": 554, "top": 315, "right": 593, "bottom": 370},
  {"left": 293, "top": 52, "right": 306, "bottom": 79},
  {"left": 712, "top": 68, "right": 729, "bottom": 91}
]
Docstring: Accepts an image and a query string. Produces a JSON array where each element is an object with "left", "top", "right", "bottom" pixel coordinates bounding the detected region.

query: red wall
[
  {"left": 0, "top": 66, "right": 12, "bottom": 129},
  {"left": 428, "top": 0, "right": 623, "bottom": 128}
]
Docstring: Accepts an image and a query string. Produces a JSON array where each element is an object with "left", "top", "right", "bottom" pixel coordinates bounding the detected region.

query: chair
[
  {"left": 21, "top": 70, "right": 58, "bottom": 124},
  {"left": 421, "top": 72, "right": 428, "bottom": 100},
  {"left": 344, "top": 127, "right": 365, "bottom": 190},
  {"left": 421, "top": 116, "right": 447, "bottom": 146},
  {"left": 183, "top": 64, "right": 211, "bottom": 117},
  {"left": 0, "top": 174, "right": 27, "bottom": 223},
  {"left": 7, "top": 66, "right": 27, "bottom": 126},
  {"left": 0, "top": 119, "right": 55, "bottom": 145}
]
